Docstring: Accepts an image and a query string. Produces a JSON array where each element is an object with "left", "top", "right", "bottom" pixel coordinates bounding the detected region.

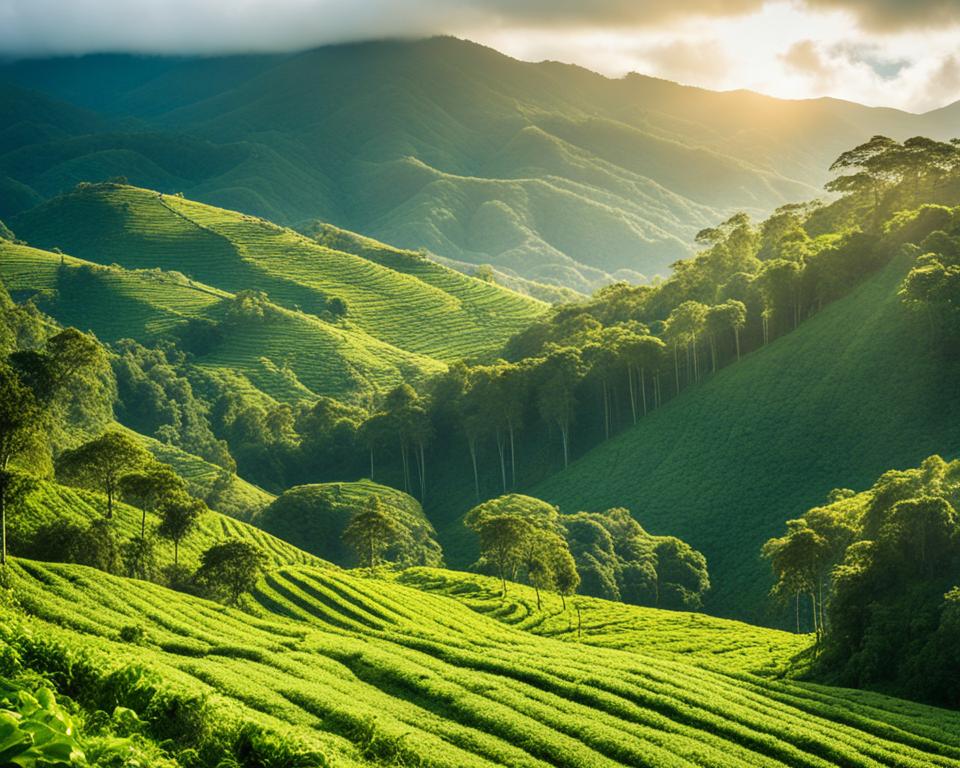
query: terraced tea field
[
  {"left": 11, "top": 184, "right": 545, "bottom": 362},
  {"left": 0, "top": 239, "right": 443, "bottom": 404},
  {"left": 10, "top": 479, "right": 316, "bottom": 571},
  {"left": 6, "top": 558, "right": 960, "bottom": 767}
]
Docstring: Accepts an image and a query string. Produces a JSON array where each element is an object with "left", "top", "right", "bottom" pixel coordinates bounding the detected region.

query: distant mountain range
[{"left": 2, "top": 37, "right": 958, "bottom": 291}]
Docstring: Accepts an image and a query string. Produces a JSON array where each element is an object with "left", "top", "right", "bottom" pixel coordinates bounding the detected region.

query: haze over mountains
[{"left": 2, "top": 36, "right": 959, "bottom": 291}]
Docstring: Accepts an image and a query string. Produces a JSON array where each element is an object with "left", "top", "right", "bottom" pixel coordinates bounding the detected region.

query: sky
[{"left": 1, "top": 0, "right": 959, "bottom": 112}]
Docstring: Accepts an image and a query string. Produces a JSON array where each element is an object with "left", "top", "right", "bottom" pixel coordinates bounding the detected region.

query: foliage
[
  {"left": 195, "top": 539, "right": 266, "bottom": 605},
  {"left": 764, "top": 455, "right": 960, "bottom": 705}
]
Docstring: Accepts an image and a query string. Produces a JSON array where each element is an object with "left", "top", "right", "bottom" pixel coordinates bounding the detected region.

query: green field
[
  {"left": 6, "top": 558, "right": 960, "bottom": 767},
  {"left": 528, "top": 250, "right": 960, "bottom": 621},
  {"left": 10, "top": 184, "right": 545, "bottom": 363}
]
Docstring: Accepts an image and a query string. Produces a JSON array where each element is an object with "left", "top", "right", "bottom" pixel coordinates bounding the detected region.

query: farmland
[{"left": 5, "top": 558, "right": 960, "bottom": 767}]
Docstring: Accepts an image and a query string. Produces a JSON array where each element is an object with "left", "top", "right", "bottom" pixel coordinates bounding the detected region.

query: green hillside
[
  {"left": 0, "top": 237, "right": 445, "bottom": 405},
  {"left": 257, "top": 479, "right": 444, "bottom": 567},
  {"left": 531, "top": 250, "right": 960, "bottom": 621},
  {"left": 7, "top": 558, "right": 960, "bottom": 767},
  {"left": 124, "top": 426, "right": 275, "bottom": 520},
  {"left": 10, "top": 183, "right": 544, "bottom": 362},
  {"left": 3, "top": 38, "right": 957, "bottom": 290},
  {"left": 9, "top": 479, "right": 318, "bottom": 572}
]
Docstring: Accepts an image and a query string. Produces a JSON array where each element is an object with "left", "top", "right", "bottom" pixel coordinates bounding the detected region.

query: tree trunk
[
  {"left": 468, "top": 438, "right": 480, "bottom": 502},
  {"left": 508, "top": 421, "right": 517, "bottom": 488},
  {"left": 174, "top": 539, "right": 179, "bottom": 567},
  {"left": 710, "top": 334, "right": 718, "bottom": 373},
  {"left": 734, "top": 327, "right": 741, "bottom": 361},
  {"left": 141, "top": 508, "right": 147, "bottom": 542},
  {"left": 810, "top": 591, "right": 818, "bottom": 638},
  {"left": 673, "top": 346, "right": 680, "bottom": 394},
  {"left": 535, "top": 586, "right": 541, "bottom": 611},
  {"left": 0, "top": 487, "right": 6, "bottom": 567},
  {"left": 602, "top": 380, "right": 610, "bottom": 440},
  {"left": 399, "top": 440, "right": 410, "bottom": 493},
  {"left": 627, "top": 366, "right": 637, "bottom": 424},
  {"left": 640, "top": 367, "right": 648, "bottom": 417},
  {"left": 496, "top": 429, "right": 507, "bottom": 493},
  {"left": 795, "top": 590, "right": 800, "bottom": 634},
  {"left": 558, "top": 421, "right": 570, "bottom": 468},
  {"left": 561, "top": 593, "right": 566, "bottom": 610},
  {"left": 106, "top": 480, "right": 114, "bottom": 519},
  {"left": 369, "top": 447, "right": 374, "bottom": 479},
  {"left": 418, "top": 442, "right": 426, "bottom": 501}
]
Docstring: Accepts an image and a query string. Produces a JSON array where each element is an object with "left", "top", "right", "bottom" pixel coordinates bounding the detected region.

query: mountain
[
  {"left": 529, "top": 250, "right": 960, "bottom": 621},
  {"left": 2, "top": 38, "right": 957, "bottom": 291}
]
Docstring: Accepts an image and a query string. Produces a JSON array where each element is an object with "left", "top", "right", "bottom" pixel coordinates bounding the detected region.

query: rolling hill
[
  {"left": 3, "top": 38, "right": 958, "bottom": 290},
  {"left": 9, "top": 478, "right": 318, "bottom": 572},
  {"left": 9, "top": 183, "right": 545, "bottom": 364},
  {"left": 527, "top": 249, "right": 960, "bottom": 622},
  {"left": 7, "top": 557, "right": 960, "bottom": 767},
  {"left": 0, "top": 237, "right": 444, "bottom": 406}
]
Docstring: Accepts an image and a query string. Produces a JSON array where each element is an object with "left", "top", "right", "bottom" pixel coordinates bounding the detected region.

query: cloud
[
  {"left": 804, "top": 0, "right": 960, "bottom": 30},
  {"left": 640, "top": 39, "right": 735, "bottom": 87},
  {"left": 780, "top": 40, "right": 832, "bottom": 83},
  {"left": 0, "top": 0, "right": 767, "bottom": 57}
]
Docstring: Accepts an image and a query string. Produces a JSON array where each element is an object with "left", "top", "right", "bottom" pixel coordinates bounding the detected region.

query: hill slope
[
  {"left": 3, "top": 38, "right": 957, "bottom": 290},
  {"left": 7, "top": 558, "right": 960, "bottom": 767},
  {"left": 0, "top": 237, "right": 444, "bottom": 405},
  {"left": 10, "top": 183, "right": 544, "bottom": 363},
  {"left": 531, "top": 250, "right": 960, "bottom": 621},
  {"left": 10, "top": 479, "right": 318, "bottom": 571}
]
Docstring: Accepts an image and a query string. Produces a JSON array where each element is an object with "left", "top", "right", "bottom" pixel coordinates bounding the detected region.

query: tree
[
  {"left": 0, "top": 364, "right": 43, "bottom": 566},
  {"left": 762, "top": 520, "right": 826, "bottom": 635},
  {"left": 536, "top": 347, "right": 584, "bottom": 468},
  {"left": 342, "top": 496, "right": 404, "bottom": 568},
  {"left": 466, "top": 512, "right": 534, "bottom": 596},
  {"left": 196, "top": 539, "right": 265, "bottom": 605},
  {"left": 56, "top": 431, "right": 151, "bottom": 518},
  {"left": 158, "top": 495, "right": 205, "bottom": 566},
  {"left": 704, "top": 301, "right": 747, "bottom": 370},
  {"left": 552, "top": 543, "right": 581, "bottom": 610},
  {"left": 665, "top": 301, "right": 707, "bottom": 389},
  {"left": 521, "top": 530, "right": 579, "bottom": 610},
  {"left": 120, "top": 463, "right": 188, "bottom": 541}
]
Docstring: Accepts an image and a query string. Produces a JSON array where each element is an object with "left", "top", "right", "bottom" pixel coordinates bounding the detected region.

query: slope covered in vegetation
[
  {"left": 10, "top": 183, "right": 544, "bottom": 362},
  {"left": 257, "top": 479, "right": 443, "bottom": 568},
  {"left": 531, "top": 250, "right": 960, "bottom": 620},
  {"left": 7, "top": 558, "right": 960, "bottom": 768},
  {"left": 7, "top": 478, "right": 317, "bottom": 572},
  {"left": 0, "top": 235, "right": 445, "bottom": 405}
]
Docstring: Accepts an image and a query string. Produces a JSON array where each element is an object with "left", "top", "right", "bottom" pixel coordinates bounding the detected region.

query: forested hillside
[{"left": 2, "top": 38, "right": 958, "bottom": 290}]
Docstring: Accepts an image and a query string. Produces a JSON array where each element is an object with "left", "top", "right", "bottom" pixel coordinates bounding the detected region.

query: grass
[
  {"left": 10, "top": 184, "right": 545, "bottom": 363},
  {"left": 529, "top": 250, "right": 960, "bottom": 621},
  {"left": 0, "top": 237, "right": 445, "bottom": 405},
  {"left": 6, "top": 558, "right": 960, "bottom": 767}
]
